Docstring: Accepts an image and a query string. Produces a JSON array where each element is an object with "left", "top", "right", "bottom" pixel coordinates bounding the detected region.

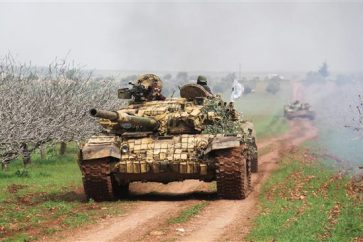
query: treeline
[{"left": 304, "top": 61, "right": 363, "bottom": 86}]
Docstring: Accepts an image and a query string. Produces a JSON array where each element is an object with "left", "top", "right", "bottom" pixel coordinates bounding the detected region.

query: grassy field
[
  {"left": 2, "top": 82, "right": 360, "bottom": 241},
  {"left": 233, "top": 80, "right": 291, "bottom": 139},
  {"left": 0, "top": 144, "right": 132, "bottom": 241},
  {"left": 247, "top": 147, "right": 363, "bottom": 242}
]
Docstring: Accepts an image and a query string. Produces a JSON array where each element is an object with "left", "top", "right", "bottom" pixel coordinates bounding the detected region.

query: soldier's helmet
[
  {"left": 136, "top": 74, "right": 163, "bottom": 89},
  {"left": 197, "top": 75, "right": 208, "bottom": 85}
]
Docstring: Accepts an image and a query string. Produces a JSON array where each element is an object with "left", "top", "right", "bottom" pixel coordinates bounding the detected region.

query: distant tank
[
  {"left": 78, "top": 74, "right": 258, "bottom": 201},
  {"left": 284, "top": 100, "right": 315, "bottom": 120}
]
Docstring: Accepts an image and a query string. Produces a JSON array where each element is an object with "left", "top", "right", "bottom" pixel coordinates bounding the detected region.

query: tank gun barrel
[
  {"left": 90, "top": 109, "right": 159, "bottom": 130},
  {"left": 90, "top": 109, "right": 118, "bottom": 121}
]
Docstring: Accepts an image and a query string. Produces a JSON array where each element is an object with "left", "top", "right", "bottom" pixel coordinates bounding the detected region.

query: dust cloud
[{"left": 300, "top": 72, "right": 363, "bottom": 172}]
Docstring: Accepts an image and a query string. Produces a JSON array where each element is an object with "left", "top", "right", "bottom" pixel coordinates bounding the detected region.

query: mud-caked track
[
  {"left": 251, "top": 158, "right": 258, "bottom": 173},
  {"left": 250, "top": 146, "right": 259, "bottom": 173},
  {"left": 80, "top": 158, "right": 115, "bottom": 201},
  {"left": 216, "top": 147, "right": 251, "bottom": 199}
]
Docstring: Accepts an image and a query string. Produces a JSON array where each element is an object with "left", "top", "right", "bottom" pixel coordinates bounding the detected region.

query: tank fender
[
  {"left": 204, "top": 136, "right": 241, "bottom": 154},
  {"left": 81, "top": 143, "right": 121, "bottom": 161}
]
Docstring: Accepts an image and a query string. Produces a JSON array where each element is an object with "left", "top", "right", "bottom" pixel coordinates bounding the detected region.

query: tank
[
  {"left": 283, "top": 100, "right": 315, "bottom": 120},
  {"left": 78, "top": 75, "right": 258, "bottom": 201}
]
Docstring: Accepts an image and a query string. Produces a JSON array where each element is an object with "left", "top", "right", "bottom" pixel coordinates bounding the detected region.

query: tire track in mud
[
  {"left": 125, "top": 119, "right": 317, "bottom": 242},
  {"left": 218, "top": 120, "right": 317, "bottom": 241},
  {"left": 70, "top": 202, "right": 174, "bottom": 242},
  {"left": 59, "top": 120, "right": 317, "bottom": 242},
  {"left": 175, "top": 148, "right": 281, "bottom": 242},
  {"left": 62, "top": 180, "right": 206, "bottom": 242},
  {"left": 176, "top": 120, "right": 317, "bottom": 242}
]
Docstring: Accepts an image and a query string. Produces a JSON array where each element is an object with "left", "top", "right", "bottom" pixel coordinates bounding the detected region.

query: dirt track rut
[
  {"left": 61, "top": 118, "right": 317, "bottom": 242},
  {"left": 178, "top": 120, "right": 317, "bottom": 242}
]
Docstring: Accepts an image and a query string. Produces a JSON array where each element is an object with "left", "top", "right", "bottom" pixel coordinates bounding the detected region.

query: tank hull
[
  {"left": 284, "top": 110, "right": 315, "bottom": 120},
  {"left": 79, "top": 133, "right": 255, "bottom": 200},
  {"left": 80, "top": 134, "right": 238, "bottom": 180}
]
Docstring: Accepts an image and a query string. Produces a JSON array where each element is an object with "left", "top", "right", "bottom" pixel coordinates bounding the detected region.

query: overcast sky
[{"left": 0, "top": 0, "right": 363, "bottom": 72}]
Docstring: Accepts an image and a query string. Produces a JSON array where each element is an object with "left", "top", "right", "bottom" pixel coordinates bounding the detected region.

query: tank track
[
  {"left": 250, "top": 140, "right": 258, "bottom": 173},
  {"left": 80, "top": 158, "right": 115, "bottom": 201},
  {"left": 251, "top": 156, "right": 258, "bottom": 173},
  {"left": 247, "top": 159, "right": 252, "bottom": 191},
  {"left": 216, "top": 147, "right": 251, "bottom": 199}
]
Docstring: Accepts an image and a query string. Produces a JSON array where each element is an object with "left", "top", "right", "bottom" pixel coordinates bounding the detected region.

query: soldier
[
  {"left": 197, "top": 75, "right": 212, "bottom": 94},
  {"left": 126, "top": 74, "right": 165, "bottom": 102},
  {"left": 146, "top": 79, "right": 166, "bottom": 101}
]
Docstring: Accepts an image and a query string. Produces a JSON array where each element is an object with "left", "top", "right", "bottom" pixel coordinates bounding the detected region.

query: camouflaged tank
[
  {"left": 78, "top": 75, "right": 258, "bottom": 201},
  {"left": 283, "top": 100, "right": 315, "bottom": 120}
]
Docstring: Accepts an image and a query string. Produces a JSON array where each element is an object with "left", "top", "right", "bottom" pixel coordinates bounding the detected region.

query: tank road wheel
[
  {"left": 216, "top": 147, "right": 251, "bottom": 199},
  {"left": 246, "top": 159, "right": 252, "bottom": 191},
  {"left": 251, "top": 153, "right": 258, "bottom": 173},
  {"left": 250, "top": 141, "right": 258, "bottom": 173},
  {"left": 80, "top": 158, "right": 114, "bottom": 202},
  {"left": 111, "top": 177, "right": 130, "bottom": 199}
]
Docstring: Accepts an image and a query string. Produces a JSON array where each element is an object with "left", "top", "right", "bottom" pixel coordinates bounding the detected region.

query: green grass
[
  {"left": 0, "top": 144, "right": 81, "bottom": 200},
  {"left": 234, "top": 81, "right": 291, "bottom": 139},
  {"left": 247, "top": 149, "right": 363, "bottom": 242},
  {"left": 0, "top": 143, "right": 131, "bottom": 241},
  {"left": 168, "top": 202, "right": 209, "bottom": 224},
  {"left": 254, "top": 113, "right": 289, "bottom": 139}
]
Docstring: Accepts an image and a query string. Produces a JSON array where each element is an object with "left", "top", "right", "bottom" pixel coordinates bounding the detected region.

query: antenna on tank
[{"left": 238, "top": 64, "right": 241, "bottom": 80}]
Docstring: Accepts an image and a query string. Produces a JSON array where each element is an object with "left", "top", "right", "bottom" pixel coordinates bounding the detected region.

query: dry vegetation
[{"left": 247, "top": 147, "right": 362, "bottom": 241}]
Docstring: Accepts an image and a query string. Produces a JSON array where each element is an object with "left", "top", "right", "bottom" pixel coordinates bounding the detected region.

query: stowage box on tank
[{"left": 78, "top": 74, "right": 258, "bottom": 201}]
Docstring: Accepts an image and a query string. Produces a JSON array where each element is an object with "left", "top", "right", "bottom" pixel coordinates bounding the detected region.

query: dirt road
[{"left": 62, "top": 119, "right": 317, "bottom": 242}]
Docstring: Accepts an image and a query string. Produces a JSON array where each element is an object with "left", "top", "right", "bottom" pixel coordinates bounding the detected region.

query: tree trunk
[
  {"left": 40, "top": 145, "right": 46, "bottom": 160},
  {"left": 21, "top": 143, "right": 31, "bottom": 166},
  {"left": 1, "top": 161, "right": 8, "bottom": 171},
  {"left": 60, "top": 142, "right": 67, "bottom": 156}
]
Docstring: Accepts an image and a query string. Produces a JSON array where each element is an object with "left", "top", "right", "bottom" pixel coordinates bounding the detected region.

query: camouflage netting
[{"left": 201, "top": 99, "right": 242, "bottom": 135}]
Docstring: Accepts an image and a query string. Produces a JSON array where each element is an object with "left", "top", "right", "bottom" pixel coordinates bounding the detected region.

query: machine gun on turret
[
  {"left": 118, "top": 82, "right": 149, "bottom": 103},
  {"left": 118, "top": 74, "right": 165, "bottom": 102}
]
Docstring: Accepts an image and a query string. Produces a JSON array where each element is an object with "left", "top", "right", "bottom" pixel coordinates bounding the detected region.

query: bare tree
[
  {"left": 345, "top": 95, "right": 363, "bottom": 132},
  {"left": 0, "top": 54, "right": 38, "bottom": 167},
  {"left": 0, "top": 55, "right": 121, "bottom": 168}
]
